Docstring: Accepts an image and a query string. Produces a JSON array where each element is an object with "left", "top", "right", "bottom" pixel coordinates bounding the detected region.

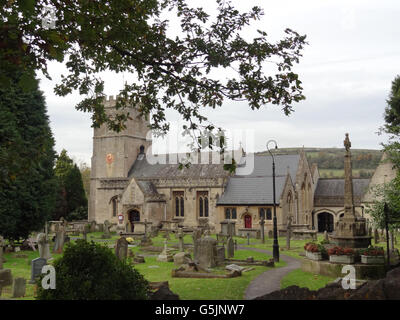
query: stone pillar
[{"left": 343, "top": 133, "right": 355, "bottom": 218}]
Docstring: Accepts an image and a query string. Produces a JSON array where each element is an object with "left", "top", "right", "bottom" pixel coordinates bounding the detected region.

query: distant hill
[{"left": 256, "top": 147, "right": 382, "bottom": 178}]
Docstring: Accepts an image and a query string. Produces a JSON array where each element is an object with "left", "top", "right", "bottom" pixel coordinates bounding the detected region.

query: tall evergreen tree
[
  {"left": 0, "top": 71, "right": 57, "bottom": 240},
  {"left": 53, "top": 150, "right": 88, "bottom": 221}
]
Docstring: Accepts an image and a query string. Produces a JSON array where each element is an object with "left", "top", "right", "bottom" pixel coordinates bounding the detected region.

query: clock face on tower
[{"left": 106, "top": 153, "right": 114, "bottom": 165}]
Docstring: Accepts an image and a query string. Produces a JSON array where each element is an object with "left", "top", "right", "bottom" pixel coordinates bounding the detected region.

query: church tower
[{"left": 88, "top": 95, "right": 151, "bottom": 223}]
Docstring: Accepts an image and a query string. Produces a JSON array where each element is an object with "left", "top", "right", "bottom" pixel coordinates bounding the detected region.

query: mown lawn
[{"left": 280, "top": 269, "right": 336, "bottom": 291}]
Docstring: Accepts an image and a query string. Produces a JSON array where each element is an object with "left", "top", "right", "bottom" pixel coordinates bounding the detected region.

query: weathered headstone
[
  {"left": 157, "top": 240, "right": 173, "bottom": 262},
  {"left": 12, "top": 277, "right": 26, "bottom": 298},
  {"left": 173, "top": 252, "right": 191, "bottom": 265},
  {"left": 37, "top": 233, "right": 52, "bottom": 261},
  {"left": 227, "top": 236, "right": 234, "bottom": 258},
  {"left": 323, "top": 230, "right": 329, "bottom": 242},
  {"left": 192, "top": 229, "right": 203, "bottom": 261},
  {"left": 216, "top": 246, "right": 225, "bottom": 264},
  {"left": 29, "top": 258, "right": 46, "bottom": 284},
  {"left": 247, "top": 233, "right": 250, "bottom": 245},
  {"left": 178, "top": 228, "right": 184, "bottom": 252},
  {"left": 260, "top": 218, "right": 265, "bottom": 244},
  {"left": 90, "top": 220, "right": 97, "bottom": 233},
  {"left": 115, "top": 237, "right": 128, "bottom": 260},
  {"left": 195, "top": 236, "right": 217, "bottom": 269},
  {"left": 286, "top": 216, "right": 293, "bottom": 250},
  {"left": 225, "top": 264, "right": 245, "bottom": 273},
  {"left": 102, "top": 220, "right": 112, "bottom": 239}
]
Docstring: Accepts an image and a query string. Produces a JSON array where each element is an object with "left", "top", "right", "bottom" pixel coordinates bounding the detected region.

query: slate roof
[
  {"left": 128, "top": 152, "right": 230, "bottom": 179},
  {"left": 314, "top": 178, "right": 370, "bottom": 207},
  {"left": 217, "top": 154, "right": 300, "bottom": 205}
]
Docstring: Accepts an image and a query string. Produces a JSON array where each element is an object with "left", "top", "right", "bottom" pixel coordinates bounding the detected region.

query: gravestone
[
  {"left": 260, "top": 218, "right": 265, "bottom": 244},
  {"left": 53, "top": 222, "right": 66, "bottom": 254},
  {"left": 157, "top": 240, "right": 173, "bottom": 262},
  {"left": 323, "top": 230, "right": 329, "bottom": 242},
  {"left": 29, "top": 258, "right": 46, "bottom": 284},
  {"left": 90, "top": 220, "right": 97, "bottom": 233},
  {"left": 37, "top": 233, "right": 52, "bottom": 261},
  {"left": 286, "top": 216, "right": 293, "bottom": 250},
  {"left": 178, "top": 228, "right": 184, "bottom": 252},
  {"left": 196, "top": 236, "right": 217, "bottom": 269},
  {"left": 216, "top": 246, "right": 225, "bottom": 264},
  {"left": 173, "top": 252, "right": 191, "bottom": 265},
  {"left": 115, "top": 237, "right": 128, "bottom": 260},
  {"left": 192, "top": 229, "right": 203, "bottom": 261},
  {"left": 102, "top": 220, "right": 112, "bottom": 239},
  {"left": 247, "top": 233, "right": 250, "bottom": 245},
  {"left": 12, "top": 277, "right": 26, "bottom": 298},
  {"left": 227, "top": 236, "right": 234, "bottom": 258}
]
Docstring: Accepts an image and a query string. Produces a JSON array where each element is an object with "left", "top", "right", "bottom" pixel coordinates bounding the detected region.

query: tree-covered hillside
[{"left": 257, "top": 147, "right": 382, "bottom": 178}]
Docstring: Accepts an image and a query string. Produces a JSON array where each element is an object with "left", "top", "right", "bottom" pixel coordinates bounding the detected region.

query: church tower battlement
[{"left": 89, "top": 95, "right": 151, "bottom": 222}]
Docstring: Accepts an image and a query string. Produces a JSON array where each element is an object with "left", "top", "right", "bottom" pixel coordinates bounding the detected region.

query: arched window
[
  {"left": 175, "top": 197, "right": 180, "bottom": 217},
  {"left": 173, "top": 191, "right": 185, "bottom": 217},
  {"left": 197, "top": 191, "right": 208, "bottom": 218},
  {"left": 110, "top": 196, "right": 118, "bottom": 217},
  {"left": 180, "top": 197, "right": 184, "bottom": 217},
  {"left": 225, "top": 207, "right": 237, "bottom": 219},
  {"left": 199, "top": 197, "right": 204, "bottom": 217}
]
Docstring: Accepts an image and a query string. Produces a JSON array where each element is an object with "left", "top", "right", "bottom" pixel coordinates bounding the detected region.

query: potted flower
[
  {"left": 328, "top": 246, "right": 355, "bottom": 264},
  {"left": 359, "top": 246, "right": 385, "bottom": 265},
  {"left": 304, "top": 243, "right": 325, "bottom": 261}
]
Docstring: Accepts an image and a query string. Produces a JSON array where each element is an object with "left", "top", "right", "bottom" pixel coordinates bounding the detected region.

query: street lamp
[{"left": 267, "top": 139, "right": 279, "bottom": 262}]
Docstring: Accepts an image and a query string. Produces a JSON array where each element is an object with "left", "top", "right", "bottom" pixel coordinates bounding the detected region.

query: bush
[
  {"left": 359, "top": 246, "right": 384, "bottom": 256},
  {"left": 36, "top": 240, "right": 149, "bottom": 300}
]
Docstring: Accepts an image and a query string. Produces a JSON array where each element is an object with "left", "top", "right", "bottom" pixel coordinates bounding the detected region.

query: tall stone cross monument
[
  {"left": 331, "top": 133, "right": 371, "bottom": 248},
  {"left": 343, "top": 133, "right": 355, "bottom": 217}
]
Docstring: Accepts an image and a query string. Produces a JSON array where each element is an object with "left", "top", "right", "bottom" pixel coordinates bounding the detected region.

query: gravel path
[{"left": 240, "top": 247, "right": 301, "bottom": 300}]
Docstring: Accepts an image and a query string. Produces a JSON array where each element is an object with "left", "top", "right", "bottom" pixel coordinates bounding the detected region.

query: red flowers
[
  {"left": 327, "top": 246, "right": 354, "bottom": 256},
  {"left": 304, "top": 243, "right": 320, "bottom": 253},
  {"left": 359, "top": 247, "right": 384, "bottom": 256}
]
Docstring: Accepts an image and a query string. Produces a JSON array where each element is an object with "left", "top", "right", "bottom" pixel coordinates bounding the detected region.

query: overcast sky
[{"left": 38, "top": 0, "right": 400, "bottom": 165}]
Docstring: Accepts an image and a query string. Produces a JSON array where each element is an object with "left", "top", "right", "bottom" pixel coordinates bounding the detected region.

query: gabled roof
[
  {"left": 314, "top": 178, "right": 370, "bottom": 207},
  {"left": 128, "top": 152, "right": 231, "bottom": 179},
  {"left": 217, "top": 154, "right": 300, "bottom": 206}
]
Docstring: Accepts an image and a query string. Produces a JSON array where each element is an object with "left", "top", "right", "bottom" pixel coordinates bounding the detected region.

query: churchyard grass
[{"left": 280, "top": 269, "right": 336, "bottom": 291}]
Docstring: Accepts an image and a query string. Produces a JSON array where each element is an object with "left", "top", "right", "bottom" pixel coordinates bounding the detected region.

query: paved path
[{"left": 240, "top": 247, "right": 301, "bottom": 300}]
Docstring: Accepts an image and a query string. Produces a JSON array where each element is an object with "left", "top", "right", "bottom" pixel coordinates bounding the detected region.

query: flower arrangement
[
  {"left": 359, "top": 246, "right": 384, "bottom": 256},
  {"left": 126, "top": 237, "right": 134, "bottom": 244},
  {"left": 327, "top": 246, "right": 354, "bottom": 256},
  {"left": 304, "top": 242, "right": 326, "bottom": 254}
]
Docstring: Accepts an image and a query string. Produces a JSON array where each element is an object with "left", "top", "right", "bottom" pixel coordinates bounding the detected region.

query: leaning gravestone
[
  {"left": 37, "top": 233, "right": 52, "bottom": 261},
  {"left": 12, "top": 277, "right": 26, "bottom": 298},
  {"left": 227, "top": 236, "right": 234, "bottom": 258},
  {"left": 196, "top": 236, "right": 217, "bottom": 269},
  {"left": 29, "top": 258, "right": 47, "bottom": 284},
  {"left": 115, "top": 237, "right": 128, "bottom": 261}
]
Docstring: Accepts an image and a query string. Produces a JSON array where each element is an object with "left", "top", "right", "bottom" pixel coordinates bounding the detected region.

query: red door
[{"left": 244, "top": 215, "right": 252, "bottom": 229}]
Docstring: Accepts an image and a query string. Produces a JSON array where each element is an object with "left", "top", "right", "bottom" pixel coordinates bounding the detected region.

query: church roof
[
  {"left": 128, "top": 152, "right": 230, "bottom": 179},
  {"left": 314, "top": 178, "right": 370, "bottom": 207},
  {"left": 217, "top": 154, "right": 300, "bottom": 205}
]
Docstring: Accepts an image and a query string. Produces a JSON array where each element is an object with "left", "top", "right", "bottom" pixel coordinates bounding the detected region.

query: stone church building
[{"left": 88, "top": 96, "right": 391, "bottom": 235}]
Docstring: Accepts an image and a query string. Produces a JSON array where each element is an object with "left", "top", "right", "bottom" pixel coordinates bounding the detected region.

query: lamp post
[{"left": 267, "top": 139, "right": 279, "bottom": 262}]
